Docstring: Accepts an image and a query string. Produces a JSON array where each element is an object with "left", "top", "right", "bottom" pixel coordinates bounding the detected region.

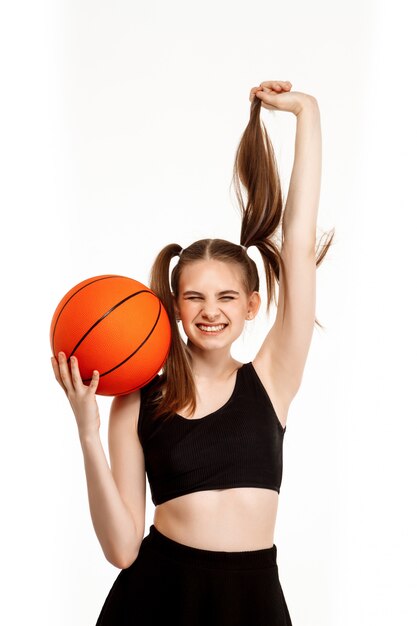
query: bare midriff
[{"left": 153, "top": 487, "right": 279, "bottom": 551}]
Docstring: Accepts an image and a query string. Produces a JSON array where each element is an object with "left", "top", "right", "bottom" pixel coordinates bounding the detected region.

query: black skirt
[{"left": 95, "top": 524, "right": 292, "bottom": 625}]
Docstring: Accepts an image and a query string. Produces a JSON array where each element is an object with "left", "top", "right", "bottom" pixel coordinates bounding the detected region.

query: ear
[
  {"left": 246, "top": 291, "right": 261, "bottom": 320},
  {"left": 171, "top": 292, "right": 180, "bottom": 318}
]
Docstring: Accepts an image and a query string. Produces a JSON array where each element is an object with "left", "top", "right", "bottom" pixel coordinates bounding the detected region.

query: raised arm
[
  {"left": 282, "top": 99, "right": 321, "bottom": 250},
  {"left": 251, "top": 84, "right": 321, "bottom": 406}
]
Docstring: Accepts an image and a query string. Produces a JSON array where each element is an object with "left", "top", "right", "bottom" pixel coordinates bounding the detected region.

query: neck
[{"left": 186, "top": 340, "right": 237, "bottom": 379}]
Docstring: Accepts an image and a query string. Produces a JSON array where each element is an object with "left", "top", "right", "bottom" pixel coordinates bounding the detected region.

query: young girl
[{"left": 52, "top": 80, "right": 333, "bottom": 625}]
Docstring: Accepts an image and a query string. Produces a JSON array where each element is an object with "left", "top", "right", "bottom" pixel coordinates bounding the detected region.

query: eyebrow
[{"left": 182, "top": 290, "right": 240, "bottom": 296}]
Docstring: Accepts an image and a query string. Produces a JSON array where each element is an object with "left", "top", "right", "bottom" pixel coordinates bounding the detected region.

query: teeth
[{"left": 197, "top": 324, "right": 226, "bottom": 332}]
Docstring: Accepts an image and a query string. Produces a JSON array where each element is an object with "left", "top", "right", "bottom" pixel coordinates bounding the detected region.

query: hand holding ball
[{"left": 50, "top": 275, "right": 172, "bottom": 396}]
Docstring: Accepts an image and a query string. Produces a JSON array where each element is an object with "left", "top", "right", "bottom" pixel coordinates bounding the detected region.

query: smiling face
[{"left": 173, "top": 259, "right": 261, "bottom": 353}]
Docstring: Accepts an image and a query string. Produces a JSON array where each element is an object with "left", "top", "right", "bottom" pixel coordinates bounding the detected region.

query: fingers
[
  {"left": 249, "top": 81, "right": 292, "bottom": 102},
  {"left": 52, "top": 352, "right": 100, "bottom": 395},
  {"left": 249, "top": 88, "right": 260, "bottom": 101},
  {"left": 70, "top": 355, "right": 86, "bottom": 391},
  {"left": 250, "top": 86, "right": 263, "bottom": 96},
  {"left": 56, "top": 351, "right": 75, "bottom": 394},
  {"left": 260, "top": 80, "right": 292, "bottom": 91},
  {"left": 89, "top": 369, "right": 100, "bottom": 393},
  {"left": 69, "top": 354, "right": 99, "bottom": 392},
  {"left": 51, "top": 355, "right": 66, "bottom": 391}
]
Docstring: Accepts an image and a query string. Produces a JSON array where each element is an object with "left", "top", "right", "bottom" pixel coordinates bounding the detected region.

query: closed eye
[{"left": 187, "top": 297, "right": 234, "bottom": 301}]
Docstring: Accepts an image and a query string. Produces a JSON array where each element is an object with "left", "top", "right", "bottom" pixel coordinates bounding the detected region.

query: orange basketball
[{"left": 50, "top": 274, "right": 172, "bottom": 396}]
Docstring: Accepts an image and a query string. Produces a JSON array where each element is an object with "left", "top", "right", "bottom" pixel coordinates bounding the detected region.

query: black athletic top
[{"left": 137, "top": 362, "right": 286, "bottom": 506}]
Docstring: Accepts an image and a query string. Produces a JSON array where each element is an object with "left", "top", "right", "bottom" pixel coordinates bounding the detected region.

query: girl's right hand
[{"left": 51, "top": 351, "right": 101, "bottom": 437}]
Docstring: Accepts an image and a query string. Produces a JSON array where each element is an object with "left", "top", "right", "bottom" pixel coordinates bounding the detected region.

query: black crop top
[{"left": 137, "top": 362, "right": 286, "bottom": 506}]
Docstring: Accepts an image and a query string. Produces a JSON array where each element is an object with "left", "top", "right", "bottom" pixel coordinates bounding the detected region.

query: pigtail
[
  {"left": 148, "top": 244, "right": 197, "bottom": 421},
  {"left": 232, "top": 97, "right": 283, "bottom": 315}
]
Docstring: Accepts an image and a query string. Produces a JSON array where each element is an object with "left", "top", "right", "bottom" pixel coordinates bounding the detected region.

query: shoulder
[
  {"left": 112, "top": 388, "right": 141, "bottom": 408},
  {"left": 110, "top": 390, "right": 142, "bottom": 431}
]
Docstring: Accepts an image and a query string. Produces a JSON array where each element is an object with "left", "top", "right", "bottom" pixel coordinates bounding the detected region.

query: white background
[{"left": 1, "top": 1, "right": 416, "bottom": 624}]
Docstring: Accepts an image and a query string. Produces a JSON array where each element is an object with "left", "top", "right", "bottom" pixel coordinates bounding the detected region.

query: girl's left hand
[{"left": 249, "top": 81, "right": 316, "bottom": 116}]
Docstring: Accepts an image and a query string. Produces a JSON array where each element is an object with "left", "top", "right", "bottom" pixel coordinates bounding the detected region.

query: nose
[
  {"left": 202, "top": 310, "right": 221, "bottom": 322},
  {"left": 201, "top": 304, "right": 222, "bottom": 321}
]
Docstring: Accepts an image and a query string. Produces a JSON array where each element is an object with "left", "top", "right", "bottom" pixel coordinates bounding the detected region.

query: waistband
[{"left": 145, "top": 524, "right": 277, "bottom": 571}]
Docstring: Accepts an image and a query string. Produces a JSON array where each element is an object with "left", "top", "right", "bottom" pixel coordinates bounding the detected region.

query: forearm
[
  {"left": 282, "top": 99, "right": 322, "bottom": 249},
  {"left": 79, "top": 430, "right": 141, "bottom": 568}
]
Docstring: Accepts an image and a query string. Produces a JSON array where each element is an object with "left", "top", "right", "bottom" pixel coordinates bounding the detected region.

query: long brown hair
[{"left": 147, "top": 96, "right": 334, "bottom": 422}]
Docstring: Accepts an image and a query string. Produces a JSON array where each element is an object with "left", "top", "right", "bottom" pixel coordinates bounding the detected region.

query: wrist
[
  {"left": 79, "top": 428, "right": 101, "bottom": 446},
  {"left": 294, "top": 95, "right": 319, "bottom": 117}
]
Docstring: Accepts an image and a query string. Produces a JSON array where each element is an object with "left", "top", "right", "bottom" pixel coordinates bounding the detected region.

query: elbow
[
  {"left": 117, "top": 548, "right": 141, "bottom": 570},
  {"left": 107, "top": 537, "right": 144, "bottom": 570}
]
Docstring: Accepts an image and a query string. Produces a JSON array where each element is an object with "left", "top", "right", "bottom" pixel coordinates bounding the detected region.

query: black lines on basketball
[
  {"left": 51, "top": 275, "right": 125, "bottom": 354},
  {"left": 80, "top": 293, "right": 163, "bottom": 383}
]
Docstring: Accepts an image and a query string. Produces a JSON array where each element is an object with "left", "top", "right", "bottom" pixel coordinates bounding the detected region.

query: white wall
[{"left": 1, "top": 0, "right": 416, "bottom": 624}]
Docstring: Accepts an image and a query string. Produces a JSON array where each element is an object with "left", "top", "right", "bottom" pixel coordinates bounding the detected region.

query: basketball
[{"left": 50, "top": 274, "right": 172, "bottom": 396}]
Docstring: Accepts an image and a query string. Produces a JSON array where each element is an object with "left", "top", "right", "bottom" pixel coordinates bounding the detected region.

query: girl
[{"left": 52, "top": 80, "right": 333, "bottom": 625}]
